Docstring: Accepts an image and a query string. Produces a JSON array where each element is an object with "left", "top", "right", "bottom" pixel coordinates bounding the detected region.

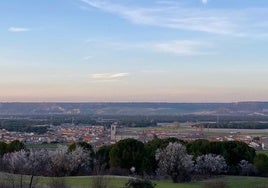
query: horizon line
[{"left": 0, "top": 101, "right": 267, "bottom": 104}]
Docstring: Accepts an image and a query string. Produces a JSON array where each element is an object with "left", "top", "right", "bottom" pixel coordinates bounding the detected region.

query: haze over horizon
[{"left": 1, "top": 0, "right": 268, "bottom": 102}]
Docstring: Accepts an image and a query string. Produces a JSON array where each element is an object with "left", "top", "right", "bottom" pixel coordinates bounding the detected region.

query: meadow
[
  {"left": 256, "top": 150, "right": 268, "bottom": 156},
  {"left": 1, "top": 173, "right": 268, "bottom": 188}
]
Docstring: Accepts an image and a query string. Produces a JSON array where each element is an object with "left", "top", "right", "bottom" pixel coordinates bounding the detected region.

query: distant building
[{"left": 110, "top": 123, "right": 139, "bottom": 143}]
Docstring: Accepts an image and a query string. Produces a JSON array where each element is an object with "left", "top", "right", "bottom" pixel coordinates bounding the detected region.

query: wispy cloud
[
  {"left": 201, "top": 0, "right": 208, "bottom": 4},
  {"left": 84, "top": 56, "right": 93, "bottom": 60},
  {"left": 86, "top": 39, "right": 209, "bottom": 56},
  {"left": 153, "top": 40, "right": 207, "bottom": 55},
  {"left": 8, "top": 27, "right": 31, "bottom": 32},
  {"left": 79, "top": 0, "right": 268, "bottom": 37},
  {"left": 79, "top": 0, "right": 236, "bottom": 35},
  {"left": 141, "top": 70, "right": 167, "bottom": 74},
  {"left": 91, "top": 73, "right": 129, "bottom": 79}
]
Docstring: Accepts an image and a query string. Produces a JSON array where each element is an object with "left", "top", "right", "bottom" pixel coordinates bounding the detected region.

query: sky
[{"left": 1, "top": 0, "right": 268, "bottom": 102}]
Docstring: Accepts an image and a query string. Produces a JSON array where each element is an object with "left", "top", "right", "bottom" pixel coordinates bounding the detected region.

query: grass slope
[
  {"left": 256, "top": 150, "right": 268, "bottom": 156},
  {"left": 1, "top": 173, "right": 268, "bottom": 188}
]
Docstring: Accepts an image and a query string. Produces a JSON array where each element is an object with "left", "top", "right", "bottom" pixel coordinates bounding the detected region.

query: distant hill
[{"left": 0, "top": 102, "right": 268, "bottom": 116}]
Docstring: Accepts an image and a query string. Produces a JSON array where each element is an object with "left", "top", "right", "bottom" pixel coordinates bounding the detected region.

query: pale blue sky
[{"left": 1, "top": 0, "right": 268, "bottom": 102}]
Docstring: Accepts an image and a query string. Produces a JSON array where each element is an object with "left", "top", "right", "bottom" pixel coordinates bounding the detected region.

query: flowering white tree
[
  {"left": 27, "top": 149, "right": 51, "bottom": 187},
  {"left": 48, "top": 145, "right": 91, "bottom": 176},
  {"left": 155, "top": 142, "right": 194, "bottom": 183},
  {"left": 67, "top": 145, "right": 91, "bottom": 175},
  {"left": 2, "top": 145, "right": 91, "bottom": 177},
  {"left": 48, "top": 145, "right": 70, "bottom": 176},
  {"left": 195, "top": 154, "right": 227, "bottom": 177},
  {"left": 2, "top": 150, "right": 30, "bottom": 187},
  {"left": 2, "top": 150, "right": 28, "bottom": 174}
]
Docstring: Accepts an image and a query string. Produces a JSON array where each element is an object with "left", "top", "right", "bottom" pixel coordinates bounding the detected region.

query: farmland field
[{"left": 26, "top": 143, "right": 60, "bottom": 150}]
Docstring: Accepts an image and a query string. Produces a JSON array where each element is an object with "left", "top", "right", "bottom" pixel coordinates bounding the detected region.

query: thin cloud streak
[
  {"left": 153, "top": 40, "right": 207, "bottom": 56},
  {"left": 91, "top": 73, "right": 129, "bottom": 79},
  {"left": 80, "top": 0, "right": 268, "bottom": 37},
  {"left": 86, "top": 39, "right": 210, "bottom": 56},
  {"left": 8, "top": 27, "right": 31, "bottom": 32},
  {"left": 80, "top": 0, "right": 237, "bottom": 35}
]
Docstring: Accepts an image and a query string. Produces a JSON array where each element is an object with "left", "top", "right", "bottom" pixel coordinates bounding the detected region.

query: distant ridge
[{"left": 0, "top": 102, "right": 268, "bottom": 116}]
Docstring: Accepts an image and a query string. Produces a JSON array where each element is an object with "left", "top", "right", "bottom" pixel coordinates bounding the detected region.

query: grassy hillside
[{"left": 1, "top": 173, "right": 268, "bottom": 188}]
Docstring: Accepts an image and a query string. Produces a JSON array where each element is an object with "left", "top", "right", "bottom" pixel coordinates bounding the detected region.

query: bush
[
  {"left": 254, "top": 154, "right": 268, "bottom": 176},
  {"left": 124, "top": 178, "right": 156, "bottom": 188},
  {"left": 91, "top": 176, "right": 111, "bottom": 188},
  {"left": 237, "top": 160, "right": 256, "bottom": 176},
  {"left": 203, "top": 180, "right": 228, "bottom": 188}
]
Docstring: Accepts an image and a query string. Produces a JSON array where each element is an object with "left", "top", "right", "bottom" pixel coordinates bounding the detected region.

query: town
[{"left": 1, "top": 121, "right": 267, "bottom": 151}]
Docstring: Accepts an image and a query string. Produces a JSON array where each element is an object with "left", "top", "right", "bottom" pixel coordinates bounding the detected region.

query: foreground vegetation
[{"left": 1, "top": 139, "right": 267, "bottom": 187}]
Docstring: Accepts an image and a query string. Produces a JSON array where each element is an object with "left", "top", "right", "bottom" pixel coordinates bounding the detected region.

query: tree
[
  {"left": 195, "top": 154, "right": 227, "bottom": 177},
  {"left": 2, "top": 150, "right": 29, "bottom": 188},
  {"left": 67, "top": 145, "right": 91, "bottom": 175},
  {"left": 237, "top": 160, "right": 255, "bottom": 176},
  {"left": 2, "top": 150, "right": 28, "bottom": 174},
  {"left": 26, "top": 149, "right": 51, "bottom": 188},
  {"left": 222, "top": 141, "right": 255, "bottom": 166},
  {"left": 254, "top": 154, "right": 268, "bottom": 176},
  {"left": 0, "top": 142, "right": 7, "bottom": 156},
  {"left": 187, "top": 139, "right": 210, "bottom": 158},
  {"left": 109, "top": 139, "right": 145, "bottom": 173},
  {"left": 208, "top": 141, "right": 225, "bottom": 155},
  {"left": 48, "top": 145, "right": 70, "bottom": 177},
  {"left": 155, "top": 142, "right": 194, "bottom": 183},
  {"left": 1, "top": 144, "right": 92, "bottom": 178},
  {"left": 49, "top": 145, "right": 90, "bottom": 176},
  {"left": 69, "top": 142, "right": 94, "bottom": 172},
  {"left": 96, "top": 145, "right": 113, "bottom": 170},
  {"left": 143, "top": 138, "right": 186, "bottom": 174},
  {"left": 7, "top": 140, "right": 25, "bottom": 153}
]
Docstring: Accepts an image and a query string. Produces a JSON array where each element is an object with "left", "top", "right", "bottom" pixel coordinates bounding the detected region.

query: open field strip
[
  {"left": 256, "top": 150, "right": 268, "bottom": 156},
  {"left": 1, "top": 173, "right": 268, "bottom": 188}
]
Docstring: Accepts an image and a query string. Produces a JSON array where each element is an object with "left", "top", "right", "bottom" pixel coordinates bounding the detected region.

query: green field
[
  {"left": 25, "top": 143, "right": 63, "bottom": 150},
  {"left": 256, "top": 150, "right": 268, "bottom": 156},
  {"left": 1, "top": 173, "right": 268, "bottom": 188}
]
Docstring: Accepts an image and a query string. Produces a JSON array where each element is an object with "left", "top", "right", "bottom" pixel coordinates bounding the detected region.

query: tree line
[{"left": 0, "top": 138, "right": 268, "bottom": 185}]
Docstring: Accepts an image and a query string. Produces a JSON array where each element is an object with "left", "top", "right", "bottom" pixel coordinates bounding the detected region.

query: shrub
[
  {"left": 91, "top": 176, "right": 111, "bottom": 188},
  {"left": 124, "top": 178, "right": 156, "bottom": 188},
  {"left": 237, "top": 160, "right": 256, "bottom": 176}
]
